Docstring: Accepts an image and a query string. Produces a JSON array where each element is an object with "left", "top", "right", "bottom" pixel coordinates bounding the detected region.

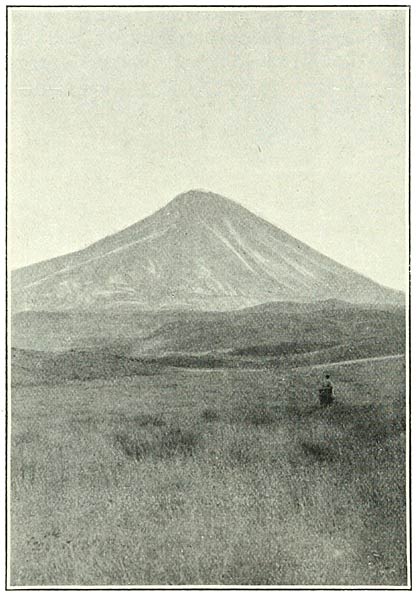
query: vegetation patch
[
  {"left": 114, "top": 425, "right": 200, "bottom": 461},
  {"left": 201, "top": 408, "right": 220, "bottom": 422},
  {"left": 300, "top": 441, "right": 335, "bottom": 463},
  {"left": 231, "top": 341, "right": 337, "bottom": 357},
  {"left": 10, "top": 356, "right": 407, "bottom": 586},
  {"left": 131, "top": 413, "right": 166, "bottom": 427},
  {"left": 225, "top": 440, "right": 255, "bottom": 467},
  {"left": 238, "top": 405, "right": 278, "bottom": 427}
]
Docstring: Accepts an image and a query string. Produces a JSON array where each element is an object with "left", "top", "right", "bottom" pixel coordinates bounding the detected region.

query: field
[{"left": 9, "top": 354, "right": 407, "bottom": 587}]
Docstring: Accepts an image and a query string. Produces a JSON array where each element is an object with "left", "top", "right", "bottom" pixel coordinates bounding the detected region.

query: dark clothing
[{"left": 319, "top": 381, "right": 334, "bottom": 406}]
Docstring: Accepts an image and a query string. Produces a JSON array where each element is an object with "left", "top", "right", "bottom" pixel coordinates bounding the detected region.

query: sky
[{"left": 8, "top": 7, "right": 408, "bottom": 290}]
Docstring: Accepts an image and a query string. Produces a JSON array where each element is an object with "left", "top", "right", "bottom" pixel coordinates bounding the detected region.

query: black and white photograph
[{"left": 7, "top": 4, "right": 410, "bottom": 588}]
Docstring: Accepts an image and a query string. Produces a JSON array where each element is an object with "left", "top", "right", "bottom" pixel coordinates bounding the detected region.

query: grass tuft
[
  {"left": 301, "top": 441, "right": 335, "bottom": 463},
  {"left": 132, "top": 413, "right": 167, "bottom": 427},
  {"left": 233, "top": 404, "right": 278, "bottom": 426},
  {"left": 201, "top": 408, "right": 220, "bottom": 422},
  {"left": 114, "top": 425, "right": 200, "bottom": 461}
]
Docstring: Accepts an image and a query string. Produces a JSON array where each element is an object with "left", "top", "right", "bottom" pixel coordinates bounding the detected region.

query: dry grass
[{"left": 9, "top": 358, "right": 407, "bottom": 586}]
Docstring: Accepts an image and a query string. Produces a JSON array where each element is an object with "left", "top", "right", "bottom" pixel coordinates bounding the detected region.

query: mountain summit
[{"left": 12, "top": 190, "right": 402, "bottom": 311}]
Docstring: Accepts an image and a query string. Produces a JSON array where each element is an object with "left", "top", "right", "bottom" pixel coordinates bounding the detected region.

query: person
[{"left": 319, "top": 374, "right": 334, "bottom": 406}]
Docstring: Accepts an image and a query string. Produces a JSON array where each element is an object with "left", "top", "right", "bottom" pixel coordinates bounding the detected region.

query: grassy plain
[{"left": 10, "top": 356, "right": 407, "bottom": 586}]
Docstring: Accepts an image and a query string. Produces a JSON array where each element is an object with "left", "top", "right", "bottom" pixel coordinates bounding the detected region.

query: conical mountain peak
[
  {"left": 161, "top": 190, "right": 257, "bottom": 227},
  {"left": 174, "top": 188, "right": 213, "bottom": 198},
  {"left": 11, "top": 189, "right": 403, "bottom": 312},
  {"left": 172, "top": 189, "right": 228, "bottom": 203},
  {"left": 167, "top": 189, "right": 238, "bottom": 214}
]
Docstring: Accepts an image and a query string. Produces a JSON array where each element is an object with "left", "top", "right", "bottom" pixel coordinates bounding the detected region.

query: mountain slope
[{"left": 11, "top": 190, "right": 403, "bottom": 311}]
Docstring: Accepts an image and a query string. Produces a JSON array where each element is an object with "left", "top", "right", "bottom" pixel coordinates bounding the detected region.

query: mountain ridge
[{"left": 11, "top": 190, "right": 404, "bottom": 312}]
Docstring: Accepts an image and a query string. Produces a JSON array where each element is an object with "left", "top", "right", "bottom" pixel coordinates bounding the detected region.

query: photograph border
[{"left": 4, "top": 3, "right": 411, "bottom": 591}]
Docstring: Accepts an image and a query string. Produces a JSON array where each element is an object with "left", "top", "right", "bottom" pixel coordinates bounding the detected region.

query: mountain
[{"left": 11, "top": 190, "right": 403, "bottom": 312}]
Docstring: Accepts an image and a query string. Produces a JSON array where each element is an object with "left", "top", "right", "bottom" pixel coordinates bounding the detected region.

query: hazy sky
[{"left": 9, "top": 8, "right": 408, "bottom": 290}]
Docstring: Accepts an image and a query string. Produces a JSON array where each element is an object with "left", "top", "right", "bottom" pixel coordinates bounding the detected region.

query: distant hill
[
  {"left": 12, "top": 300, "right": 405, "bottom": 358},
  {"left": 11, "top": 190, "right": 403, "bottom": 312},
  {"left": 11, "top": 299, "right": 405, "bottom": 385}
]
